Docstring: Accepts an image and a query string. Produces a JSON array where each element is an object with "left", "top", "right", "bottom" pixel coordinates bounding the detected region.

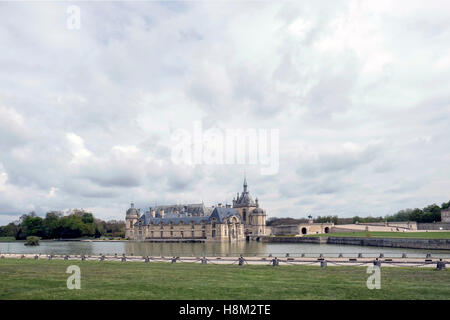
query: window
[
  {"left": 202, "top": 231, "right": 206, "bottom": 238},
  {"left": 191, "top": 231, "right": 194, "bottom": 237},
  {"left": 243, "top": 209, "right": 246, "bottom": 222},
  {"left": 170, "top": 231, "right": 173, "bottom": 236},
  {"left": 212, "top": 230, "right": 216, "bottom": 238},
  {"left": 151, "top": 231, "right": 154, "bottom": 238},
  {"left": 160, "top": 223, "right": 164, "bottom": 229},
  {"left": 181, "top": 231, "right": 184, "bottom": 238},
  {"left": 160, "top": 231, "right": 163, "bottom": 238},
  {"left": 191, "top": 222, "right": 195, "bottom": 229}
]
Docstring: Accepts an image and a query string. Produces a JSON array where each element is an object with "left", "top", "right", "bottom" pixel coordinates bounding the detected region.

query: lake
[{"left": 1, "top": 240, "right": 450, "bottom": 258}]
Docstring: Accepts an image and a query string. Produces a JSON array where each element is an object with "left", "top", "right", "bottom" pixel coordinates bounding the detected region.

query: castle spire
[{"left": 243, "top": 176, "right": 248, "bottom": 193}]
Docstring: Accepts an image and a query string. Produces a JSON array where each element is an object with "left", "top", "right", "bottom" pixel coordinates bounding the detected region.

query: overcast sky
[{"left": 0, "top": 1, "right": 450, "bottom": 224}]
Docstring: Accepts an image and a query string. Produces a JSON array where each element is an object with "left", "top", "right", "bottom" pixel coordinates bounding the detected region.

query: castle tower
[
  {"left": 232, "top": 177, "right": 258, "bottom": 235},
  {"left": 125, "top": 203, "right": 140, "bottom": 239},
  {"left": 250, "top": 198, "right": 267, "bottom": 236}
]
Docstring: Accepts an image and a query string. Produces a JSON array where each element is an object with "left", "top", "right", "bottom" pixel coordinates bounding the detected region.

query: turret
[{"left": 125, "top": 203, "right": 139, "bottom": 239}]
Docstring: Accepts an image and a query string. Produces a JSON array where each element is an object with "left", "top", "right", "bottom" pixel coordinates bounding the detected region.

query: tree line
[
  {"left": 0, "top": 209, "right": 125, "bottom": 240},
  {"left": 267, "top": 200, "right": 450, "bottom": 226}
]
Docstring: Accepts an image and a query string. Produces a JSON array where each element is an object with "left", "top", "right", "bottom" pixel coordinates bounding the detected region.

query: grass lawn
[
  {"left": 305, "top": 231, "right": 450, "bottom": 239},
  {"left": 0, "top": 259, "right": 449, "bottom": 300}
]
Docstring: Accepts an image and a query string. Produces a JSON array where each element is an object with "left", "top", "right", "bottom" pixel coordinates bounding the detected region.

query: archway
[
  {"left": 301, "top": 227, "right": 307, "bottom": 235},
  {"left": 324, "top": 227, "right": 329, "bottom": 233}
]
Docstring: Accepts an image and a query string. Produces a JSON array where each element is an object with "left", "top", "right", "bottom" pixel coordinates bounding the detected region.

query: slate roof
[
  {"left": 149, "top": 203, "right": 213, "bottom": 216},
  {"left": 135, "top": 207, "right": 240, "bottom": 226}
]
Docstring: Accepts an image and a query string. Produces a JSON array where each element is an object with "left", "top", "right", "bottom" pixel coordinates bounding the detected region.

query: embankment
[{"left": 262, "top": 236, "right": 450, "bottom": 250}]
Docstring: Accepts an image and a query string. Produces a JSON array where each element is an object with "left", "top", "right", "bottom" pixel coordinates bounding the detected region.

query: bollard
[
  {"left": 436, "top": 259, "right": 446, "bottom": 271},
  {"left": 373, "top": 258, "right": 381, "bottom": 267},
  {"left": 238, "top": 256, "right": 245, "bottom": 266},
  {"left": 320, "top": 261, "right": 327, "bottom": 268},
  {"left": 272, "top": 257, "right": 279, "bottom": 267}
]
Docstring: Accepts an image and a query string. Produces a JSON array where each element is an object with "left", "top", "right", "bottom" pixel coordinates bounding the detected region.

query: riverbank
[
  {"left": 264, "top": 235, "right": 450, "bottom": 250},
  {"left": 0, "top": 259, "right": 449, "bottom": 299},
  {"left": 307, "top": 231, "right": 450, "bottom": 239}
]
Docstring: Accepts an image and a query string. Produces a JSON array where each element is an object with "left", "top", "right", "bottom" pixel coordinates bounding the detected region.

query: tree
[
  {"left": 20, "top": 215, "right": 44, "bottom": 239},
  {"left": 441, "top": 201, "right": 450, "bottom": 210}
]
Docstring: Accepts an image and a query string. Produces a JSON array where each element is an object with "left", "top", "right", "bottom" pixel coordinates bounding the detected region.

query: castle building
[{"left": 125, "top": 178, "right": 267, "bottom": 241}]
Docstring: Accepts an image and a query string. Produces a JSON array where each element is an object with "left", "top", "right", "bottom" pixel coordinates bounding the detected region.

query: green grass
[
  {"left": 0, "top": 237, "right": 16, "bottom": 242},
  {"left": 0, "top": 259, "right": 449, "bottom": 299},
  {"left": 306, "top": 232, "right": 450, "bottom": 239}
]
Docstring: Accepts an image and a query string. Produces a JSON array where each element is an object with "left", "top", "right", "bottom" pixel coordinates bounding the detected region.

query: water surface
[{"left": 1, "top": 241, "right": 449, "bottom": 258}]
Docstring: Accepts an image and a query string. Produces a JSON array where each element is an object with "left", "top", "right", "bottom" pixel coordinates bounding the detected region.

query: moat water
[{"left": 1, "top": 241, "right": 450, "bottom": 258}]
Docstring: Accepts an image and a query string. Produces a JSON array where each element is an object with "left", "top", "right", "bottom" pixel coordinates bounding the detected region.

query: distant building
[
  {"left": 125, "top": 178, "right": 267, "bottom": 241},
  {"left": 270, "top": 217, "right": 333, "bottom": 236},
  {"left": 442, "top": 208, "right": 450, "bottom": 223}
]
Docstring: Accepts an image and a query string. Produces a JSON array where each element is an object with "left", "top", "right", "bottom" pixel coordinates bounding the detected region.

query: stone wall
[
  {"left": 417, "top": 223, "right": 450, "bottom": 230},
  {"left": 326, "top": 237, "right": 450, "bottom": 250},
  {"left": 262, "top": 236, "right": 450, "bottom": 250}
]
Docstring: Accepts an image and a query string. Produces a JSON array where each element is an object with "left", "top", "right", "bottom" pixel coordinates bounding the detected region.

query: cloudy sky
[{"left": 0, "top": 1, "right": 449, "bottom": 224}]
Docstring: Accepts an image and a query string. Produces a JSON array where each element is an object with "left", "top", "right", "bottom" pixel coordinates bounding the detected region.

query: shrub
[{"left": 24, "top": 236, "right": 41, "bottom": 246}]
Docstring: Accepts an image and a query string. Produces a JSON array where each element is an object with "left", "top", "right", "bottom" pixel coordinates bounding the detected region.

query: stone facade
[
  {"left": 271, "top": 220, "right": 333, "bottom": 236},
  {"left": 125, "top": 178, "right": 267, "bottom": 241},
  {"left": 442, "top": 209, "right": 450, "bottom": 223}
]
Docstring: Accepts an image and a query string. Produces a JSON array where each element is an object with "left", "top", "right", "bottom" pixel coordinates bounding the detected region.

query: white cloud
[{"left": 0, "top": 1, "right": 450, "bottom": 223}]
